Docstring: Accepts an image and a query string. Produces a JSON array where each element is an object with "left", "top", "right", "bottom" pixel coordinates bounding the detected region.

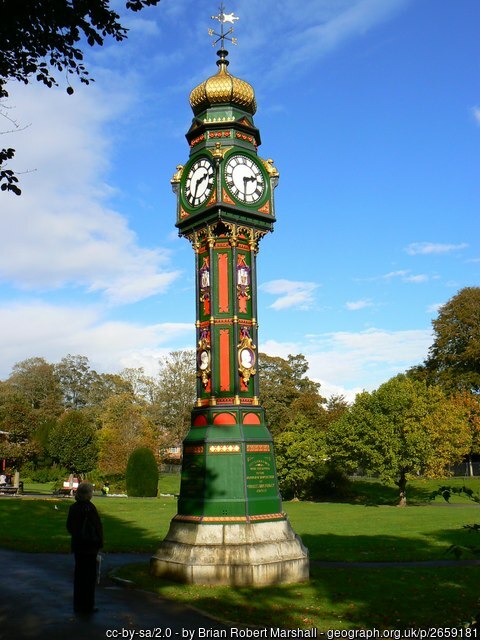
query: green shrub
[
  {"left": 126, "top": 447, "right": 159, "bottom": 497},
  {"left": 22, "top": 464, "right": 70, "bottom": 483},
  {"left": 312, "top": 465, "right": 352, "bottom": 500}
]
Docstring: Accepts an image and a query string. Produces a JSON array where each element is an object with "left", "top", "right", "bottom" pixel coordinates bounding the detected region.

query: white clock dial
[
  {"left": 224, "top": 155, "right": 265, "bottom": 204},
  {"left": 184, "top": 158, "right": 215, "bottom": 207}
]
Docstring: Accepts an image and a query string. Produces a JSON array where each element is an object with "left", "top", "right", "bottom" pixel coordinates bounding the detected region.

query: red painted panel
[
  {"left": 218, "top": 253, "right": 230, "bottom": 313},
  {"left": 193, "top": 414, "right": 208, "bottom": 426},
  {"left": 243, "top": 413, "right": 261, "bottom": 425},
  {"left": 219, "top": 329, "right": 231, "bottom": 391},
  {"left": 213, "top": 413, "right": 236, "bottom": 425}
]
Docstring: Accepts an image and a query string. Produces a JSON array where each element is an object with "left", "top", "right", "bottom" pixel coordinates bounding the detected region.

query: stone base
[{"left": 150, "top": 518, "right": 309, "bottom": 586}]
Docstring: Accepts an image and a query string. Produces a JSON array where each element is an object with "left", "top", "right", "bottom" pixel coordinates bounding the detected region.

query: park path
[
  {"left": 2, "top": 547, "right": 479, "bottom": 640},
  {"left": 0, "top": 549, "right": 227, "bottom": 640}
]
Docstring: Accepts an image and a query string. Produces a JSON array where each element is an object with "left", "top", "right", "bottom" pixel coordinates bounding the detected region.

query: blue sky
[{"left": 1, "top": 0, "right": 478, "bottom": 400}]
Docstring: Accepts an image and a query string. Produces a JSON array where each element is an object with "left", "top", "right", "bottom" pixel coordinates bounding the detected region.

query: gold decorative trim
[
  {"left": 246, "top": 444, "right": 271, "bottom": 453},
  {"left": 261, "top": 157, "right": 280, "bottom": 178},
  {"left": 209, "top": 142, "right": 233, "bottom": 161},
  {"left": 171, "top": 164, "right": 184, "bottom": 184},
  {"left": 196, "top": 321, "right": 211, "bottom": 387},
  {"left": 209, "top": 444, "right": 241, "bottom": 454},
  {"left": 238, "top": 327, "right": 256, "bottom": 385}
]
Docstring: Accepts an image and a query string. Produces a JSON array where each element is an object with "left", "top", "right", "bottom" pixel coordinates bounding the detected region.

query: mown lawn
[
  {"left": 2, "top": 476, "right": 480, "bottom": 630},
  {"left": 117, "top": 563, "right": 480, "bottom": 631}
]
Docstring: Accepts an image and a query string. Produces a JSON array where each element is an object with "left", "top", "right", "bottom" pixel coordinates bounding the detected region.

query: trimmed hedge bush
[{"left": 125, "top": 447, "right": 159, "bottom": 497}]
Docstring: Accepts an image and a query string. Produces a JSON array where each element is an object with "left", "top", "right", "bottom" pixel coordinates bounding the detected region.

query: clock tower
[{"left": 150, "top": 6, "right": 309, "bottom": 586}]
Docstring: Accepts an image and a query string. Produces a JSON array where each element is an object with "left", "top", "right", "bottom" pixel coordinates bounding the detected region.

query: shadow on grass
[
  {"left": 0, "top": 497, "right": 175, "bottom": 553},
  {"left": 337, "top": 480, "right": 435, "bottom": 506},
  {"left": 120, "top": 548, "right": 480, "bottom": 630}
]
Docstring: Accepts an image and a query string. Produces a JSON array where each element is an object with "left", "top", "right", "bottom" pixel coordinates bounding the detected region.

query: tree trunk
[{"left": 396, "top": 471, "right": 407, "bottom": 507}]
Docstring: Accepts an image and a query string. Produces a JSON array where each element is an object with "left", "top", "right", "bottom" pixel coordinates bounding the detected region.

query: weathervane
[{"left": 209, "top": 3, "right": 239, "bottom": 48}]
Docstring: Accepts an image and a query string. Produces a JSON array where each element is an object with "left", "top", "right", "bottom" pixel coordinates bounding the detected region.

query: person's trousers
[{"left": 73, "top": 552, "right": 97, "bottom": 613}]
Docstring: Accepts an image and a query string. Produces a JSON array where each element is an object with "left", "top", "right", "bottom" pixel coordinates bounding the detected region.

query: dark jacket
[{"left": 66, "top": 500, "right": 103, "bottom": 554}]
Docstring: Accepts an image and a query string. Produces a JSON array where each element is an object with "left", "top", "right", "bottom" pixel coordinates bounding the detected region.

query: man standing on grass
[{"left": 66, "top": 482, "right": 103, "bottom": 614}]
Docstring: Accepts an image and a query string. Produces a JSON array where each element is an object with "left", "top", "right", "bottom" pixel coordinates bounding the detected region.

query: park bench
[
  {"left": 0, "top": 484, "right": 21, "bottom": 495},
  {"left": 53, "top": 480, "right": 79, "bottom": 496}
]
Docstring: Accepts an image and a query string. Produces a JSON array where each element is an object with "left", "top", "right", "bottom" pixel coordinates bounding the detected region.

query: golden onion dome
[{"left": 190, "top": 49, "right": 256, "bottom": 116}]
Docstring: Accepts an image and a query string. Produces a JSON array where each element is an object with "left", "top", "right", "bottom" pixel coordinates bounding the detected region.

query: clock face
[
  {"left": 224, "top": 155, "right": 265, "bottom": 204},
  {"left": 184, "top": 157, "right": 215, "bottom": 207}
]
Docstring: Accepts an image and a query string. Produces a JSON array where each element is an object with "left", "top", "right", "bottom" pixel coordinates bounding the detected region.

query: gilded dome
[{"left": 190, "top": 50, "right": 256, "bottom": 116}]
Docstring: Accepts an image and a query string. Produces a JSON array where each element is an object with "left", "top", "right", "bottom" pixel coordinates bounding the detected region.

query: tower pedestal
[{"left": 150, "top": 519, "right": 309, "bottom": 585}]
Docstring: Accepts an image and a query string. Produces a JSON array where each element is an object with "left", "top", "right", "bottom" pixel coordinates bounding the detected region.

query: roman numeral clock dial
[
  {"left": 224, "top": 154, "right": 265, "bottom": 204},
  {"left": 184, "top": 157, "right": 215, "bottom": 207}
]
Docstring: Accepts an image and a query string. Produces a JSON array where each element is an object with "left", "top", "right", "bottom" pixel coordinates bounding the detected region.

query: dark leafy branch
[{"left": 0, "top": 0, "right": 162, "bottom": 194}]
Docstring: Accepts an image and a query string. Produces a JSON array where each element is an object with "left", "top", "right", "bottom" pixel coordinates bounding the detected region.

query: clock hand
[
  {"left": 197, "top": 171, "right": 208, "bottom": 187},
  {"left": 193, "top": 171, "right": 208, "bottom": 200},
  {"left": 243, "top": 175, "right": 256, "bottom": 196}
]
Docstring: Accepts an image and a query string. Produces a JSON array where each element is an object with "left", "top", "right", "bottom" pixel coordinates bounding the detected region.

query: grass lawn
[
  {"left": 1, "top": 495, "right": 479, "bottom": 559},
  {"left": 2, "top": 476, "right": 480, "bottom": 630},
  {"left": 21, "top": 473, "right": 181, "bottom": 497},
  {"left": 117, "top": 563, "right": 480, "bottom": 631}
]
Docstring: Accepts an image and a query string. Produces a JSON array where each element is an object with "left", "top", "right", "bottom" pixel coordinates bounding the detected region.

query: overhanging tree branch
[{"left": 0, "top": 0, "right": 162, "bottom": 194}]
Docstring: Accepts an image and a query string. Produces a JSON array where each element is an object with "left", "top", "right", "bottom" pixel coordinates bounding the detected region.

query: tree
[
  {"left": 54, "top": 354, "right": 95, "bottom": 409},
  {"left": 325, "top": 394, "right": 349, "bottom": 424},
  {"left": 326, "top": 375, "right": 471, "bottom": 506},
  {"left": 0, "top": 382, "right": 40, "bottom": 466},
  {"left": 120, "top": 367, "right": 158, "bottom": 404},
  {"left": 97, "top": 393, "right": 156, "bottom": 475},
  {"left": 259, "top": 353, "right": 324, "bottom": 435},
  {"left": 0, "top": 0, "right": 161, "bottom": 194},
  {"left": 155, "top": 350, "right": 196, "bottom": 446},
  {"left": 7, "top": 357, "right": 62, "bottom": 418},
  {"left": 87, "top": 371, "right": 134, "bottom": 407},
  {"left": 1, "top": 358, "right": 66, "bottom": 466},
  {"left": 451, "top": 392, "right": 480, "bottom": 475},
  {"left": 274, "top": 418, "right": 327, "bottom": 500},
  {"left": 421, "top": 287, "right": 480, "bottom": 393},
  {"left": 48, "top": 410, "right": 98, "bottom": 475}
]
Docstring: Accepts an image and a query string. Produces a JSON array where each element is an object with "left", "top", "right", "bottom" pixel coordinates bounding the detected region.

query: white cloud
[
  {"left": 260, "top": 279, "right": 319, "bottom": 311},
  {"left": 345, "top": 299, "right": 374, "bottom": 311},
  {"left": 0, "top": 301, "right": 193, "bottom": 379},
  {"left": 0, "top": 82, "right": 179, "bottom": 304},
  {"left": 403, "top": 274, "right": 429, "bottom": 284},
  {"left": 426, "top": 303, "right": 442, "bottom": 314},
  {"left": 262, "top": 327, "right": 432, "bottom": 402},
  {"left": 121, "top": 16, "right": 160, "bottom": 36},
  {"left": 405, "top": 242, "right": 469, "bottom": 256},
  {"left": 472, "top": 106, "right": 480, "bottom": 125},
  {"left": 364, "top": 270, "right": 429, "bottom": 283},
  {"left": 382, "top": 270, "right": 409, "bottom": 279},
  {"left": 264, "top": 0, "right": 410, "bottom": 79}
]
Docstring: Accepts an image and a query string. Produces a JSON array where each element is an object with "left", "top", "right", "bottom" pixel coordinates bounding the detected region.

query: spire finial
[{"left": 208, "top": 3, "right": 239, "bottom": 49}]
